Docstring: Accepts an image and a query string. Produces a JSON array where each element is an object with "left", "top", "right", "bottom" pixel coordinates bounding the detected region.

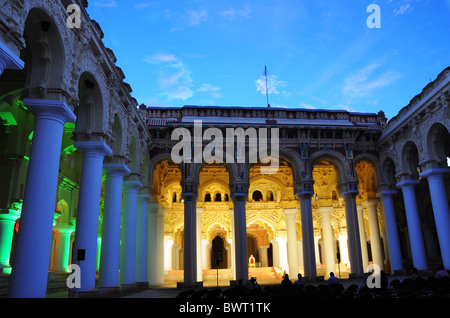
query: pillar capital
[
  {"left": 53, "top": 224, "right": 75, "bottom": 234},
  {"left": 123, "top": 180, "right": 143, "bottom": 191},
  {"left": 419, "top": 167, "right": 450, "bottom": 179},
  {"left": 0, "top": 40, "right": 24, "bottom": 74},
  {"left": 283, "top": 208, "right": 298, "bottom": 216},
  {"left": 0, "top": 209, "right": 21, "bottom": 221},
  {"left": 296, "top": 180, "right": 314, "bottom": 199},
  {"left": 396, "top": 179, "right": 420, "bottom": 189},
  {"left": 363, "top": 198, "right": 379, "bottom": 208},
  {"left": 377, "top": 189, "right": 398, "bottom": 198},
  {"left": 74, "top": 140, "right": 112, "bottom": 158},
  {"left": 318, "top": 206, "right": 333, "bottom": 214},
  {"left": 182, "top": 192, "right": 198, "bottom": 201},
  {"left": 230, "top": 182, "right": 249, "bottom": 200},
  {"left": 103, "top": 163, "right": 130, "bottom": 177},
  {"left": 137, "top": 193, "right": 150, "bottom": 200},
  {"left": 24, "top": 98, "right": 76, "bottom": 125}
]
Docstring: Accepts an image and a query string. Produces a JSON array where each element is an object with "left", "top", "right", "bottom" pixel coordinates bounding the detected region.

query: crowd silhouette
[{"left": 176, "top": 269, "right": 450, "bottom": 299}]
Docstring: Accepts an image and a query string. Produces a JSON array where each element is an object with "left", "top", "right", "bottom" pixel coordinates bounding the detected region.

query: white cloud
[
  {"left": 393, "top": 3, "right": 412, "bottom": 16},
  {"left": 389, "top": 0, "right": 415, "bottom": 16},
  {"left": 186, "top": 9, "right": 208, "bottom": 26},
  {"left": 255, "top": 75, "right": 287, "bottom": 96},
  {"left": 144, "top": 53, "right": 195, "bottom": 101},
  {"left": 299, "top": 103, "right": 318, "bottom": 109},
  {"left": 198, "top": 83, "right": 222, "bottom": 99},
  {"left": 134, "top": 2, "right": 159, "bottom": 10},
  {"left": 166, "top": 86, "right": 194, "bottom": 101},
  {"left": 342, "top": 62, "right": 401, "bottom": 100},
  {"left": 91, "top": 0, "right": 118, "bottom": 8},
  {"left": 144, "top": 53, "right": 178, "bottom": 64},
  {"left": 221, "top": 6, "right": 252, "bottom": 19}
]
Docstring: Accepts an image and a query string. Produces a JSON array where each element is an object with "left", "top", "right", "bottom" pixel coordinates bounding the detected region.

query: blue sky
[{"left": 86, "top": 0, "right": 450, "bottom": 120}]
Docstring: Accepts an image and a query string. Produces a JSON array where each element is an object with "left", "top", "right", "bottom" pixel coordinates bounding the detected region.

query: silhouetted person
[
  {"left": 281, "top": 274, "right": 292, "bottom": 287},
  {"left": 294, "top": 273, "right": 305, "bottom": 286},
  {"left": 435, "top": 265, "right": 449, "bottom": 279},
  {"left": 246, "top": 277, "right": 261, "bottom": 290},
  {"left": 327, "top": 272, "right": 339, "bottom": 285}
]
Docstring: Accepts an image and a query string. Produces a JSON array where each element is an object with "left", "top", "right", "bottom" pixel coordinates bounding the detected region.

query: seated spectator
[
  {"left": 294, "top": 273, "right": 305, "bottom": 286},
  {"left": 281, "top": 274, "right": 293, "bottom": 287},
  {"left": 434, "top": 265, "right": 449, "bottom": 279},
  {"left": 327, "top": 272, "right": 339, "bottom": 285},
  {"left": 246, "top": 277, "right": 261, "bottom": 290}
]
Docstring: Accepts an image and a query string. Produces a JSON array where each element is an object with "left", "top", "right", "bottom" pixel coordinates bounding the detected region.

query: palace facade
[{"left": 0, "top": 1, "right": 449, "bottom": 297}]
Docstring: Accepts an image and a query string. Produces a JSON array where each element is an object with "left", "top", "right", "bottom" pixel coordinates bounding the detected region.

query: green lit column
[
  {"left": 0, "top": 210, "right": 20, "bottom": 274},
  {"left": 53, "top": 225, "right": 74, "bottom": 273}
]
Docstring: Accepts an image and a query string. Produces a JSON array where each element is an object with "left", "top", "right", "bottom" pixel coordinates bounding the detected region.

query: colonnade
[{"left": 1, "top": 45, "right": 449, "bottom": 298}]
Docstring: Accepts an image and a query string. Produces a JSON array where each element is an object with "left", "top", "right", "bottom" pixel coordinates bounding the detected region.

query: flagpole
[{"left": 265, "top": 65, "right": 270, "bottom": 108}]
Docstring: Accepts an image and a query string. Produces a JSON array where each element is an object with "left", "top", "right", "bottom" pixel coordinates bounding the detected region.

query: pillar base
[
  {"left": 68, "top": 288, "right": 100, "bottom": 298},
  {"left": 177, "top": 281, "right": 203, "bottom": 289},
  {"left": 98, "top": 287, "right": 120, "bottom": 296},
  {"left": 120, "top": 283, "right": 137, "bottom": 292},
  {"left": 136, "top": 282, "right": 149, "bottom": 290}
]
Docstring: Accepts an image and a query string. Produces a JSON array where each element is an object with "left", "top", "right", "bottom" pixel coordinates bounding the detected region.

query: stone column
[
  {"left": 0, "top": 210, "right": 20, "bottom": 274},
  {"left": 182, "top": 190, "right": 198, "bottom": 287},
  {"left": 338, "top": 230, "right": 350, "bottom": 266},
  {"left": 364, "top": 199, "right": 384, "bottom": 270},
  {"left": 156, "top": 207, "right": 165, "bottom": 284},
  {"left": 343, "top": 189, "right": 364, "bottom": 277},
  {"left": 314, "top": 233, "right": 321, "bottom": 266},
  {"left": 357, "top": 205, "right": 369, "bottom": 271},
  {"left": 119, "top": 180, "right": 142, "bottom": 289},
  {"left": 299, "top": 189, "right": 317, "bottom": 280},
  {"left": 258, "top": 246, "right": 269, "bottom": 267},
  {"left": 98, "top": 163, "right": 130, "bottom": 292},
  {"left": 232, "top": 191, "right": 249, "bottom": 283},
  {"left": 53, "top": 225, "right": 75, "bottom": 274},
  {"left": 396, "top": 179, "right": 428, "bottom": 270},
  {"left": 297, "top": 240, "right": 304, "bottom": 267},
  {"left": 229, "top": 209, "right": 236, "bottom": 280},
  {"left": 136, "top": 192, "right": 150, "bottom": 285},
  {"left": 202, "top": 239, "right": 210, "bottom": 270},
  {"left": 8, "top": 99, "right": 76, "bottom": 298},
  {"left": 319, "top": 207, "right": 335, "bottom": 278},
  {"left": 284, "top": 208, "right": 299, "bottom": 279},
  {"left": 0, "top": 40, "right": 24, "bottom": 75},
  {"left": 377, "top": 189, "right": 403, "bottom": 272},
  {"left": 196, "top": 207, "right": 203, "bottom": 282},
  {"left": 147, "top": 202, "right": 158, "bottom": 286},
  {"left": 71, "top": 141, "right": 112, "bottom": 293},
  {"left": 420, "top": 168, "right": 450, "bottom": 269}
]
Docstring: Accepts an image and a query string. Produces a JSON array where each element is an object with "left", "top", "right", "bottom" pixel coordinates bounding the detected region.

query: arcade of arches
[
  {"left": 155, "top": 158, "right": 389, "bottom": 286},
  {"left": 0, "top": 1, "right": 449, "bottom": 298}
]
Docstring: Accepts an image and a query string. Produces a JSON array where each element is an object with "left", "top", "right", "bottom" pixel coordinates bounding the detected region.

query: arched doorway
[
  {"left": 211, "top": 235, "right": 228, "bottom": 269},
  {"left": 247, "top": 234, "right": 259, "bottom": 265}
]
